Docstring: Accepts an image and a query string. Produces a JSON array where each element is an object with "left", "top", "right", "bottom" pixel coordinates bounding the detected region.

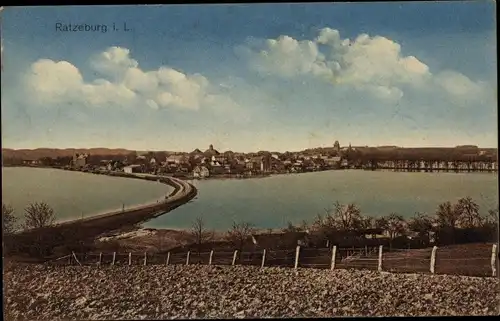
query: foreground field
[{"left": 3, "top": 265, "right": 499, "bottom": 319}]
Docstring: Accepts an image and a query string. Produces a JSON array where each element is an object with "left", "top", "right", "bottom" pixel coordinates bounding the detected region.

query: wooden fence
[{"left": 46, "top": 244, "right": 499, "bottom": 278}]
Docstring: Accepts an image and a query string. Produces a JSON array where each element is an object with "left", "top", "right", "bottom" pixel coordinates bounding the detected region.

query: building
[
  {"left": 333, "top": 140, "right": 341, "bottom": 153},
  {"left": 212, "top": 155, "right": 227, "bottom": 164},
  {"left": 22, "top": 159, "right": 40, "bottom": 166},
  {"left": 166, "top": 155, "right": 188, "bottom": 165},
  {"left": 123, "top": 164, "right": 142, "bottom": 174},
  {"left": 251, "top": 231, "right": 310, "bottom": 250},
  {"left": 72, "top": 153, "right": 88, "bottom": 169},
  {"left": 193, "top": 166, "right": 210, "bottom": 178},
  {"left": 204, "top": 144, "right": 220, "bottom": 156}
]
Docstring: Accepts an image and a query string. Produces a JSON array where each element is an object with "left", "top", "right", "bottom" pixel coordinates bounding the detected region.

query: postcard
[{"left": 1, "top": 2, "right": 498, "bottom": 319}]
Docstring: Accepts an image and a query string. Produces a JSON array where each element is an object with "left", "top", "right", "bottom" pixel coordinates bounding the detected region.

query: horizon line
[{"left": 2, "top": 143, "right": 498, "bottom": 155}]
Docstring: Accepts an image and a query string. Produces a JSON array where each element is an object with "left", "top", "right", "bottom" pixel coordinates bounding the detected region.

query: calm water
[
  {"left": 2, "top": 167, "right": 173, "bottom": 223},
  {"left": 3, "top": 168, "right": 498, "bottom": 231},
  {"left": 144, "top": 170, "right": 498, "bottom": 231}
]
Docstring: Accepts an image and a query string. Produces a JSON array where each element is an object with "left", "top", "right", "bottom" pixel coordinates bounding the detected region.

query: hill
[{"left": 2, "top": 148, "right": 135, "bottom": 160}]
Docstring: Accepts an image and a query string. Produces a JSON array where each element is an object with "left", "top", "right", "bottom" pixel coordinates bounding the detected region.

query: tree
[
  {"left": 485, "top": 207, "right": 499, "bottom": 225},
  {"left": 226, "top": 221, "right": 254, "bottom": 252},
  {"left": 408, "top": 212, "right": 434, "bottom": 243},
  {"left": 331, "top": 201, "right": 363, "bottom": 231},
  {"left": 435, "top": 201, "right": 461, "bottom": 229},
  {"left": 190, "top": 216, "right": 213, "bottom": 255},
  {"left": 385, "top": 213, "right": 407, "bottom": 249},
  {"left": 283, "top": 221, "right": 298, "bottom": 233},
  {"left": 23, "top": 202, "right": 55, "bottom": 230},
  {"left": 375, "top": 216, "right": 389, "bottom": 232},
  {"left": 360, "top": 216, "right": 374, "bottom": 229},
  {"left": 299, "top": 220, "right": 309, "bottom": 232},
  {"left": 2, "top": 203, "right": 17, "bottom": 235},
  {"left": 455, "top": 197, "right": 482, "bottom": 228},
  {"left": 435, "top": 201, "right": 461, "bottom": 244}
]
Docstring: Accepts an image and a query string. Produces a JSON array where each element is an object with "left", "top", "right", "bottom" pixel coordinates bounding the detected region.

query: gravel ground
[{"left": 3, "top": 265, "right": 499, "bottom": 319}]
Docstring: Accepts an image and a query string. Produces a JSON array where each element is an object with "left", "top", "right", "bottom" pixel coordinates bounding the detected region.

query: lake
[
  {"left": 144, "top": 170, "right": 498, "bottom": 231},
  {"left": 2, "top": 167, "right": 173, "bottom": 224},
  {"left": 2, "top": 167, "right": 498, "bottom": 231}
]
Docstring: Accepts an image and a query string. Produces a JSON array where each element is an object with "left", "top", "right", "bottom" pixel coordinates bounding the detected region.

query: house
[
  {"left": 72, "top": 153, "right": 88, "bottom": 169},
  {"left": 251, "top": 231, "right": 310, "bottom": 250},
  {"left": 212, "top": 155, "right": 227, "bottom": 164},
  {"left": 166, "top": 155, "right": 188, "bottom": 164},
  {"left": 22, "top": 159, "right": 40, "bottom": 165},
  {"left": 325, "top": 156, "right": 341, "bottom": 166},
  {"left": 193, "top": 166, "right": 210, "bottom": 178},
  {"left": 123, "top": 164, "right": 142, "bottom": 174}
]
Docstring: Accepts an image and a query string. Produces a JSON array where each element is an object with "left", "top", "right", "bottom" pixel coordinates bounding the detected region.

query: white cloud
[
  {"left": 90, "top": 46, "right": 139, "bottom": 81},
  {"left": 434, "top": 70, "right": 488, "bottom": 98},
  {"left": 25, "top": 46, "right": 239, "bottom": 112},
  {"left": 242, "top": 27, "right": 487, "bottom": 102}
]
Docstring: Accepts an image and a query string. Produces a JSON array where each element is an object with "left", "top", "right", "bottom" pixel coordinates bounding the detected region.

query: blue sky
[{"left": 1, "top": 2, "right": 497, "bottom": 152}]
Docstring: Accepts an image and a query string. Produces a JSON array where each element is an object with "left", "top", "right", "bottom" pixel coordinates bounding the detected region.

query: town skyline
[{"left": 1, "top": 3, "right": 497, "bottom": 152}]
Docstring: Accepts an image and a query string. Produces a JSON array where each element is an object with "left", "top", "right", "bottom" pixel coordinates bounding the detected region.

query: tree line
[{"left": 2, "top": 197, "right": 498, "bottom": 260}]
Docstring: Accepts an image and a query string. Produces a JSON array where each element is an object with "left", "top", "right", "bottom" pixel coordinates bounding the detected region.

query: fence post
[
  {"left": 261, "top": 249, "right": 266, "bottom": 268},
  {"left": 491, "top": 244, "right": 497, "bottom": 277},
  {"left": 209, "top": 250, "right": 214, "bottom": 265},
  {"left": 98, "top": 252, "right": 102, "bottom": 267},
  {"left": 143, "top": 252, "right": 147, "bottom": 266},
  {"left": 166, "top": 252, "right": 170, "bottom": 265},
  {"left": 378, "top": 245, "right": 383, "bottom": 272},
  {"left": 330, "top": 246, "right": 337, "bottom": 270},
  {"left": 112, "top": 252, "right": 116, "bottom": 266},
  {"left": 294, "top": 246, "right": 300, "bottom": 269},
  {"left": 186, "top": 251, "right": 190, "bottom": 265},
  {"left": 232, "top": 250, "right": 238, "bottom": 266},
  {"left": 430, "top": 246, "right": 438, "bottom": 274},
  {"left": 128, "top": 252, "right": 132, "bottom": 266}
]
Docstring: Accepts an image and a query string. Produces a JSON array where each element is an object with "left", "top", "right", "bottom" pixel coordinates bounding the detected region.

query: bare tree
[
  {"left": 299, "top": 220, "right": 309, "bottom": 232},
  {"left": 283, "top": 221, "right": 297, "bottom": 233},
  {"left": 226, "top": 221, "right": 254, "bottom": 252},
  {"left": 2, "top": 203, "right": 17, "bottom": 235},
  {"left": 375, "top": 216, "right": 389, "bottom": 231},
  {"left": 190, "top": 216, "right": 213, "bottom": 255},
  {"left": 385, "top": 213, "right": 407, "bottom": 249},
  {"left": 23, "top": 202, "right": 55, "bottom": 230},
  {"left": 408, "top": 212, "right": 434, "bottom": 243},
  {"left": 486, "top": 207, "right": 499, "bottom": 225},
  {"left": 387, "top": 213, "right": 406, "bottom": 240},
  {"left": 435, "top": 201, "right": 461, "bottom": 244},
  {"left": 455, "top": 197, "right": 482, "bottom": 228},
  {"left": 435, "top": 201, "right": 461, "bottom": 230},
  {"left": 331, "top": 201, "right": 363, "bottom": 231}
]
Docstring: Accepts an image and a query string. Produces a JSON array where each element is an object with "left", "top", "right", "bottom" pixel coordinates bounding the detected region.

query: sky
[{"left": 1, "top": 2, "right": 497, "bottom": 153}]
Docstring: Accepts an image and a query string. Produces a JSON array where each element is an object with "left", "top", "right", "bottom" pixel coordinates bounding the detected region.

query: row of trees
[
  {"left": 186, "top": 197, "right": 498, "bottom": 255},
  {"left": 283, "top": 197, "right": 498, "bottom": 247},
  {"left": 3, "top": 197, "right": 498, "bottom": 259}
]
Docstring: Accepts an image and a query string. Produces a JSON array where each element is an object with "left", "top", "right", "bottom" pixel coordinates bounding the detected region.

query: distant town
[{"left": 3, "top": 142, "right": 497, "bottom": 179}]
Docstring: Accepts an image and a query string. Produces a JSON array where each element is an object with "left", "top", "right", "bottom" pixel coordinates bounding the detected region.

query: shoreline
[
  {"left": 55, "top": 172, "right": 197, "bottom": 227},
  {"left": 13, "top": 170, "right": 198, "bottom": 249}
]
